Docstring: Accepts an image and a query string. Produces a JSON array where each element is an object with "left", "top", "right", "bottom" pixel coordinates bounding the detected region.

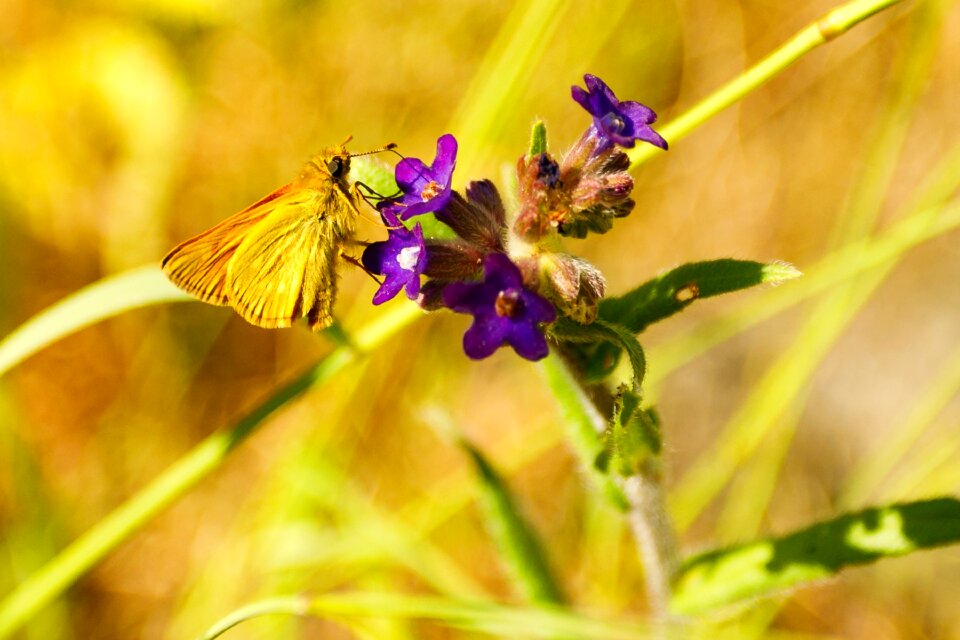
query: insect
[{"left": 162, "top": 141, "right": 394, "bottom": 331}]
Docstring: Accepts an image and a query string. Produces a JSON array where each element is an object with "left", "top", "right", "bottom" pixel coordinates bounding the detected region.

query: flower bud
[{"left": 538, "top": 253, "right": 607, "bottom": 324}]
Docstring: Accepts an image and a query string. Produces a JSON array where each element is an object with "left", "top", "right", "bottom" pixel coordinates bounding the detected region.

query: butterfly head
[
  {"left": 324, "top": 148, "right": 350, "bottom": 180},
  {"left": 309, "top": 141, "right": 399, "bottom": 185}
]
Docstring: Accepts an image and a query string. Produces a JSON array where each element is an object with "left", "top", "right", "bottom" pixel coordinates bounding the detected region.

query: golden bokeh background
[{"left": 1, "top": 0, "right": 959, "bottom": 638}]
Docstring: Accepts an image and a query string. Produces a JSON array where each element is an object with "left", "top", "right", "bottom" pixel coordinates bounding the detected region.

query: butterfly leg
[{"left": 340, "top": 251, "right": 383, "bottom": 285}]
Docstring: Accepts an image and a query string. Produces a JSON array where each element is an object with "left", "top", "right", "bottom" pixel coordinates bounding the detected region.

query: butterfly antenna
[
  {"left": 348, "top": 142, "right": 398, "bottom": 158},
  {"left": 349, "top": 144, "right": 432, "bottom": 226}
]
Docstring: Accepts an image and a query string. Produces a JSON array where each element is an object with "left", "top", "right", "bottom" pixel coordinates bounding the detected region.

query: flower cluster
[{"left": 362, "top": 74, "right": 666, "bottom": 361}]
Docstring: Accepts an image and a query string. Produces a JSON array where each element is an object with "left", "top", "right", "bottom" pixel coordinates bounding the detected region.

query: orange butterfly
[{"left": 163, "top": 142, "right": 391, "bottom": 330}]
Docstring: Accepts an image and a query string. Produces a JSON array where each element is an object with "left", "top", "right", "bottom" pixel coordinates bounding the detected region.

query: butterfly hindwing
[{"left": 225, "top": 188, "right": 345, "bottom": 330}]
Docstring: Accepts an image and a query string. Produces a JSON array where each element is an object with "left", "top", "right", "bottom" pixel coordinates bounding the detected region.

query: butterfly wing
[
  {"left": 162, "top": 184, "right": 294, "bottom": 305},
  {"left": 225, "top": 188, "right": 350, "bottom": 330}
]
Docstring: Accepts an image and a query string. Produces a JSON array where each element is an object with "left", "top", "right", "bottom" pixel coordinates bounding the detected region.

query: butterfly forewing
[{"left": 161, "top": 184, "right": 294, "bottom": 305}]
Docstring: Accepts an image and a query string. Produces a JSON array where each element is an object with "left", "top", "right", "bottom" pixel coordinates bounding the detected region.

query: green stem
[
  {"left": 539, "top": 355, "right": 677, "bottom": 618},
  {"left": 538, "top": 356, "right": 628, "bottom": 510},
  {"left": 199, "top": 597, "right": 309, "bottom": 640},
  {"left": 628, "top": 0, "right": 907, "bottom": 169},
  {"left": 0, "top": 303, "right": 421, "bottom": 639}
]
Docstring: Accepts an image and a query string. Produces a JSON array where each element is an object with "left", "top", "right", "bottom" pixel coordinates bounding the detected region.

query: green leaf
[
  {"left": 351, "top": 156, "right": 398, "bottom": 201},
  {"left": 671, "top": 497, "right": 960, "bottom": 615},
  {"left": 201, "top": 592, "right": 652, "bottom": 640},
  {"left": 528, "top": 120, "right": 548, "bottom": 156},
  {"left": 551, "top": 317, "right": 646, "bottom": 390},
  {"left": 600, "top": 259, "right": 801, "bottom": 334},
  {"left": 458, "top": 438, "right": 564, "bottom": 605},
  {"left": 597, "top": 386, "right": 662, "bottom": 477}
]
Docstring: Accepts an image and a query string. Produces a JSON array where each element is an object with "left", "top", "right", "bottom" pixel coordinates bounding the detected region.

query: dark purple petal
[
  {"left": 443, "top": 280, "right": 493, "bottom": 314},
  {"left": 584, "top": 74, "right": 618, "bottom": 106},
  {"left": 442, "top": 253, "right": 556, "bottom": 361},
  {"left": 399, "top": 195, "right": 448, "bottom": 220},
  {"left": 432, "top": 134, "right": 458, "bottom": 183},
  {"left": 483, "top": 252, "right": 523, "bottom": 290},
  {"left": 634, "top": 125, "right": 668, "bottom": 150},
  {"left": 395, "top": 157, "right": 431, "bottom": 195},
  {"left": 391, "top": 134, "right": 459, "bottom": 220},
  {"left": 571, "top": 85, "right": 591, "bottom": 111},
  {"left": 378, "top": 204, "right": 404, "bottom": 227},
  {"left": 403, "top": 270, "right": 423, "bottom": 299},
  {"left": 363, "top": 223, "right": 427, "bottom": 305},
  {"left": 372, "top": 271, "right": 408, "bottom": 305},
  {"left": 572, "top": 74, "right": 666, "bottom": 153},
  {"left": 620, "top": 100, "right": 657, "bottom": 126},
  {"left": 505, "top": 318, "right": 550, "bottom": 360},
  {"left": 521, "top": 289, "right": 558, "bottom": 325},
  {"left": 361, "top": 241, "right": 388, "bottom": 274},
  {"left": 462, "top": 313, "right": 509, "bottom": 359}
]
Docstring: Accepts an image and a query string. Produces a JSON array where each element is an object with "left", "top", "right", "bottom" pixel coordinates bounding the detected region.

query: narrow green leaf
[
  {"left": 551, "top": 317, "right": 646, "bottom": 390},
  {"left": 671, "top": 497, "right": 960, "bottom": 615},
  {"left": 598, "top": 386, "right": 662, "bottom": 478},
  {"left": 200, "top": 592, "right": 652, "bottom": 640},
  {"left": 528, "top": 120, "right": 548, "bottom": 156},
  {"left": 458, "top": 439, "right": 564, "bottom": 605},
  {"left": 0, "top": 266, "right": 190, "bottom": 378},
  {"left": 600, "top": 259, "right": 801, "bottom": 334}
]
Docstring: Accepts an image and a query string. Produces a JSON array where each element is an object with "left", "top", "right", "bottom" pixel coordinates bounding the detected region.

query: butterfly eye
[{"left": 327, "top": 156, "right": 345, "bottom": 178}]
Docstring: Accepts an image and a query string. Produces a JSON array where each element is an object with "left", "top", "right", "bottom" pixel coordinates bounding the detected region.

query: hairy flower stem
[
  {"left": 540, "top": 354, "right": 678, "bottom": 619},
  {"left": 621, "top": 476, "right": 677, "bottom": 618}
]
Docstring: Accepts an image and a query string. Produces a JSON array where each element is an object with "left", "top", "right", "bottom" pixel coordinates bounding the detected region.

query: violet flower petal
[
  {"left": 395, "top": 157, "right": 431, "bottom": 195},
  {"left": 442, "top": 253, "right": 556, "bottom": 361},
  {"left": 571, "top": 73, "right": 666, "bottom": 152},
  {"left": 362, "top": 223, "right": 427, "bottom": 305},
  {"left": 389, "top": 133, "right": 459, "bottom": 220},
  {"left": 431, "top": 134, "right": 458, "bottom": 183},
  {"left": 462, "top": 312, "right": 509, "bottom": 359},
  {"left": 505, "top": 319, "right": 550, "bottom": 361}
]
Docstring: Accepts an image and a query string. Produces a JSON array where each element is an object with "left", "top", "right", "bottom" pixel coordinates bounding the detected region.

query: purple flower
[
  {"left": 361, "top": 208, "right": 427, "bottom": 304},
  {"left": 571, "top": 74, "right": 667, "bottom": 152},
  {"left": 443, "top": 253, "right": 557, "bottom": 361},
  {"left": 392, "top": 133, "right": 458, "bottom": 220}
]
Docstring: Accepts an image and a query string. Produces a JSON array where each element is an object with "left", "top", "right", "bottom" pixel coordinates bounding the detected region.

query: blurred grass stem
[
  {"left": 0, "top": 303, "right": 422, "bottom": 638},
  {"left": 628, "top": 0, "right": 907, "bottom": 168}
]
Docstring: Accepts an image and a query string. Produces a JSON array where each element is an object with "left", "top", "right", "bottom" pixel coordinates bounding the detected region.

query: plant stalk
[{"left": 628, "top": 0, "right": 907, "bottom": 169}]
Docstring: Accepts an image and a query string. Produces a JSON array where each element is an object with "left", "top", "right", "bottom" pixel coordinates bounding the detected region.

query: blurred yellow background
[{"left": 1, "top": 0, "right": 959, "bottom": 638}]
